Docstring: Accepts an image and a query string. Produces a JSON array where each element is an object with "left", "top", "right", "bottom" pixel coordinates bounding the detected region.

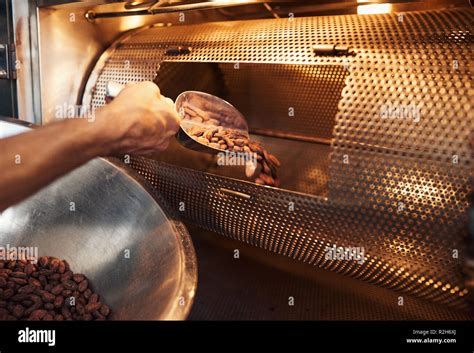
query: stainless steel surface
[
  {"left": 31, "top": 1, "right": 170, "bottom": 124},
  {"left": 154, "top": 62, "right": 346, "bottom": 142},
  {"left": 190, "top": 226, "right": 473, "bottom": 320},
  {"left": 78, "top": 0, "right": 473, "bottom": 21},
  {"left": 10, "top": 0, "right": 472, "bottom": 124},
  {"left": 0, "top": 119, "right": 198, "bottom": 320},
  {"left": 147, "top": 0, "right": 264, "bottom": 14},
  {"left": 11, "top": 0, "right": 42, "bottom": 123},
  {"left": 34, "top": 0, "right": 245, "bottom": 125},
  {"left": 175, "top": 90, "right": 249, "bottom": 154},
  {"left": 81, "top": 7, "right": 473, "bottom": 316},
  {"left": 86, "top": 0, "right": 265, "bottom": 21}
]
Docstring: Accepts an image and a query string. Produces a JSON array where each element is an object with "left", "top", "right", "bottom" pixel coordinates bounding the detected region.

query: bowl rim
[{"left": 105, "top": 157, "right": 198, "bottom": 320}]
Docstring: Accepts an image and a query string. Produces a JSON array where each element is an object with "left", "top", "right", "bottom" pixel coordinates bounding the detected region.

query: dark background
[{"left": 0, "top": 0, "right": 17, "bottom": 118}]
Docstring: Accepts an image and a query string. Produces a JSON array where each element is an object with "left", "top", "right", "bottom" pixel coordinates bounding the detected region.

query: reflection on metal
[
  {"left": 86, "top": 0, "right": 265, "bottom": 21},
  {"left": 219, "top": 188, "right": 252, "bottom": 199},
  {"left": 357, "top": 3, "right": 392, "bottom": 15},
  {"left": 148, "top": 0, "right": 263, "bottom": 14},
  {"left": 10, "top": 0, "right": 42, "bottom": 123},
  {"left": 124, "top": 0, "right": 159, "bottom": 10},
  {"left": 82, "top": 8, "right": 473, "bottom": 316}
]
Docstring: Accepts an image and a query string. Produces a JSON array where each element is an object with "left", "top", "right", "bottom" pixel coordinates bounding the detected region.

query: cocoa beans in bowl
[{"left": 0, "top": 118, "right": 197, "bottom": 320}]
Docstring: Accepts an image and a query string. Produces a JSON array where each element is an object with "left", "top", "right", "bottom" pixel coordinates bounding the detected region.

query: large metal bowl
[{"left": 0, "top": 118, "right": 197, "bottom": 320}]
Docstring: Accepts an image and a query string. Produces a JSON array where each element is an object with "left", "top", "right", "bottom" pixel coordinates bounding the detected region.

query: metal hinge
[
  {"left": 0, "top": 44, "right": 16, "bottom": 80},
  {"left": 312, "top": 44, "right": 356, "bottom": 56}
]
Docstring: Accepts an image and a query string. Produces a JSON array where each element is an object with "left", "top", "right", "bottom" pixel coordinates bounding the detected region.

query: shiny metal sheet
[{"left": 82, "top": 8, "right": 473, "bottom": 314}]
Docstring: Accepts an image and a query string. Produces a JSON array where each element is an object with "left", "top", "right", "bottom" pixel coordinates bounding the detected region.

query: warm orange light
[{"left": 357, "top": 3, "right": 392, "bottom": 15}]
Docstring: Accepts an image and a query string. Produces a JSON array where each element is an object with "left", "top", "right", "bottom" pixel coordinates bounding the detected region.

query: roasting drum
[{"left": 82, "top": 8, "right": 473, "bottom": 316}]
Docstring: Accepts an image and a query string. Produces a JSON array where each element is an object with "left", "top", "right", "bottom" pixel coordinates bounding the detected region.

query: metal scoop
[{"left": 105, "top": 81, "right": 249, "bottom": 155}]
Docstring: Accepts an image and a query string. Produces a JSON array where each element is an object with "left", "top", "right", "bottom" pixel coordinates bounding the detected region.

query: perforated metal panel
[{"left": 82, "top": 8, "right": 474, "bottom": 315}]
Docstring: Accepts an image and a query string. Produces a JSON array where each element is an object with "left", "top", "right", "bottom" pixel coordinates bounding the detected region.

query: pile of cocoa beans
[
  {"left": 0, "top": 257, "right": 111, "bottom": 321},
  {"left": 182, "top": 104, "right": 281, "bottom": 187}
]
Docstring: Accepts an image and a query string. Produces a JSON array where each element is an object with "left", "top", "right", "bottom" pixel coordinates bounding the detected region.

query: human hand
[{"left": 96, "top": 81, "right": 180, "bottom": 156}]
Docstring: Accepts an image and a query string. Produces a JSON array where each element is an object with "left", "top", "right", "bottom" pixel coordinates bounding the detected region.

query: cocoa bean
[
  {"left": 38, "top": 275, "right": 47, "bottom": 286},
  {"left": 58, "top": 261, "right": 66, "bottom": 274},
  {"left": 24, "top": 302, "right": 41, "bottom": 317},
  {"left": 11, "top": 294, "right": 29, "bottom": 302},
  {"left": 78, "top": 280, "right": 88, "bottom": 292},
  {"left": 61, "top": 306, "right": 72, "bottom": 319},
  {"left": 12, "top": 304, "right": 25, "bottom": 318},
  {"left": 28, "top": 309, "right": 47, "bottom": 321},
  {"left": 0, "top": 259, "right": 110, "bottom": 321},
  {"left": 25, "top": 263, "right": 35, "bottom": 275},
  {"left": 0, "top": 308, "right": 8, "bottom": 320},
  {"left": 10, "top": 278, "right": 27, "bottom": 286},
  {"left": 99, "top": 304, "right": 110, "bottom": 317},
  {"left": 41, "top": 292, "right": 55, "bottom": 303},
  {"left": 60, "top": 271, "right": 73, "bottom": 282},
  {"left": 49, "top": 273, "right": 61, "bottom": 281},
  {"left": 62, "top": 280, "right": 77, "bottom": 291},
  {"left": 28, "top": 278, "right": 41, "bottom": 287},
  {"left": 73, "top": 274, "right": 85, "bottom": 283},
  {"left": 85, "top": 302, "right": 101, "bottom": 312},
  {"left": 10, "top": 271, "right": 27, "bottom": 279},
  {"left": 51, "top": 284, "right": 63, "bottom": 295},
  {"left": 92, "top": 310, "right": 105, "bottom": 320},
  {"left": 53, "top": 295, "right": 64, "bottom": 308},
  {"left": 39, "top": 269, "right": 53, "bottom": 276},
  {"left": 18, "top": 284, "right": 36, "bottom": 294},
  {"left": 49, "top": 258, "right": 60, "bottom": 272},
  {"left": 38, "top": 257, "right": 49, "bottom": 268},
  {"left": 76, "top": 302, "right": 85, "bottom": 315},
  {"left": 88, "top": 293, "right": 99, "bottom": 304},
  {"left": 0, "top": 288, "right": 14, "bottom": 300}
]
